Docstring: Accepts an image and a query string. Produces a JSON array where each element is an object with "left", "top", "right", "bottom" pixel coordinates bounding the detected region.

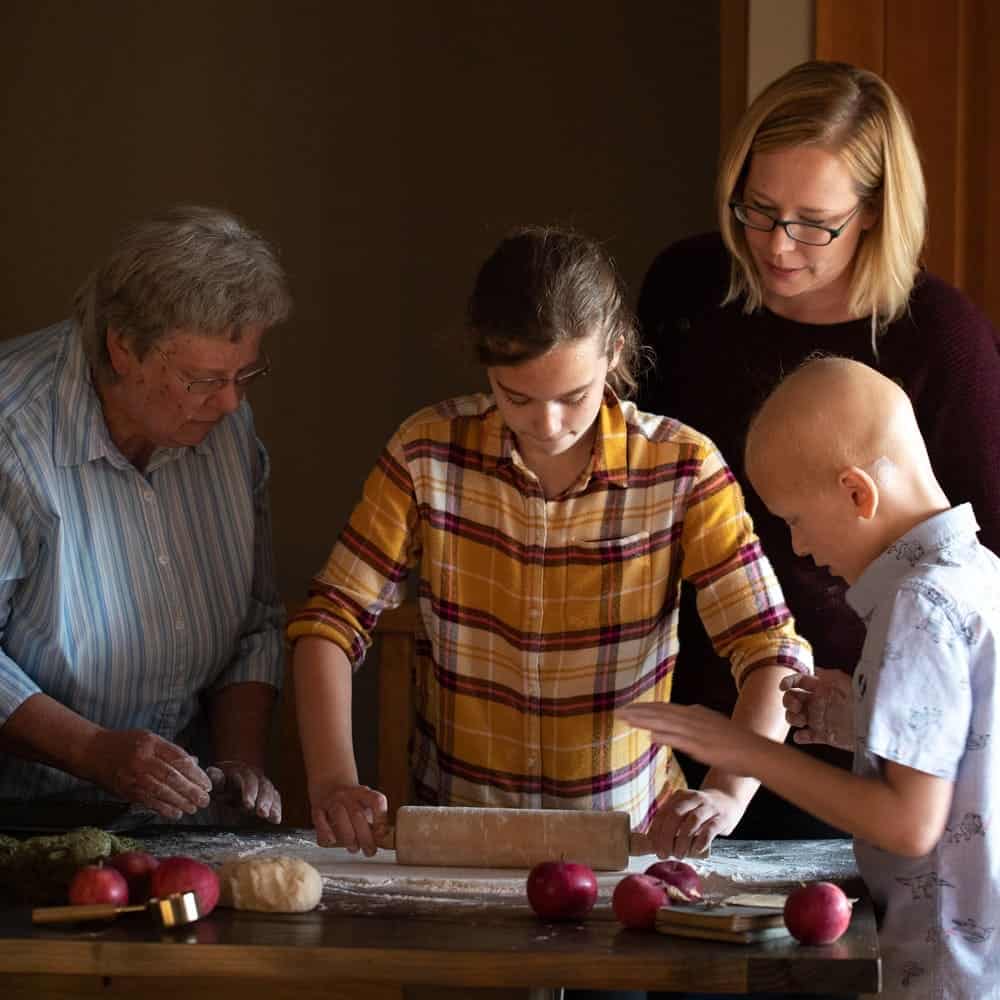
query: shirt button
[
  {"left": 143, "top": 490, "right": 155, "bottom": 502},
  {"left": 175, "top": 620, "right": 186, "bottom": 631},
  {"left": 158, "top": 555, "right": 169, "bottom": 566}
]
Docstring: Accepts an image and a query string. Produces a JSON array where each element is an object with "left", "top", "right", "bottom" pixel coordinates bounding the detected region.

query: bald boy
[{"left": 623, "top": 357, "right": 1000, "bottom": 1000}]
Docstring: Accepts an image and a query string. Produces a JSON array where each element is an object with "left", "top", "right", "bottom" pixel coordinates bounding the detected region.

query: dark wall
[{"left": 0, "top": 1, "right": 720, "bottom": 785}]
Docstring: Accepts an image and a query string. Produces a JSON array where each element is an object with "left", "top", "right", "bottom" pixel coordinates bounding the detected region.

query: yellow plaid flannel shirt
[{"left": 288, "top": 391, "right": 811, "bottom": 829}]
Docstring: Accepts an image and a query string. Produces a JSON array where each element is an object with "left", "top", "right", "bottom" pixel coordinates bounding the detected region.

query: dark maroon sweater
[{"left": 637, "top": 232, "right": 1000, "bottom": 838}]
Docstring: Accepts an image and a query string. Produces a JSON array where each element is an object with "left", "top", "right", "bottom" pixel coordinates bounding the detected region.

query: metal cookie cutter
[{"left": 32, "top": 891, "right": 200, "bottom": 927}]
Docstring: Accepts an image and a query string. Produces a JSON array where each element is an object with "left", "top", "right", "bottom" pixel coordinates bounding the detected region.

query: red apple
[
  {"left": 644, "top": 860, "right": 703, "bottom": 901},
  {"left": 68, "top": 863, "right": 129, "bottom": 906},
  {"left": 526, "top": 860, "right": 598, "bottom": 921},
  {"left": 612, "top": 873, "right": 668, "bottom": 929},
  {"left": 107, "top": 851, "right": 160, "bottom": 904},
  {"left": 150, "top": 857, "right": 220, "bottom": 917},
  {"left": 783, "top": 882, "right": 853, "bottom": 944}
]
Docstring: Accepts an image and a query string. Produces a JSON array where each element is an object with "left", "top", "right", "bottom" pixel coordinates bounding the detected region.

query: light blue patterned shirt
[
  {"left": 0, "top": 322, "right": 284, "bottom": 800},
  {"left": 849, "top": 504, "right": 1000, "bottom": 1000}
]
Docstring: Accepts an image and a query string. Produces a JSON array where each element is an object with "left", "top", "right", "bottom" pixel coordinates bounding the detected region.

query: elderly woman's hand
[
  {"left": 86, "top": 728, "right": 213, "bottom": 819},
  {"left": 205, "top": 761, "right": 282, "bottom": 824}
]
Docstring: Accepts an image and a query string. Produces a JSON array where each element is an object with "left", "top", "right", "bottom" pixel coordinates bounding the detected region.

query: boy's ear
[{"left": 838, "top": 465, "right": 879, "bottom": 520}]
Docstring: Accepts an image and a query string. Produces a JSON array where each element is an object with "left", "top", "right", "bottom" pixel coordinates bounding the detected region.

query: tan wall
[
  {"left": 747, "top": 0, "right": 814, "bottom": 101},
  {"left": 0, "top": 1, "right": 720, "bottom": 784}
]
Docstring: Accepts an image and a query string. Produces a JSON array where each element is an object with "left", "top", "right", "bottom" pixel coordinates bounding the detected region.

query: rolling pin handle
[
  {"left": 629, "top": 830, "right": 656, "bottom": 856},
  {"left": 32, "top": 902, "right": 144, "bottom": 924}
]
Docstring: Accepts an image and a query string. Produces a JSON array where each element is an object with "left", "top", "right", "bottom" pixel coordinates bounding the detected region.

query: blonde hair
[
  {"left": 74, "top": 205, "right": 291, "bottom": 381},
  {"left": 718, "top": 61, "right": 926, "bottom": 331}
]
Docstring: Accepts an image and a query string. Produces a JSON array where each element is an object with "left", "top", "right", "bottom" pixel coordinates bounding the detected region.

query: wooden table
[{"left": 0, "top": 832, "right": 881, "bottom": 998}]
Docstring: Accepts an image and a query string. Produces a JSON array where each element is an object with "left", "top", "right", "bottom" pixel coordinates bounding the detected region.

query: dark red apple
[
  {"left": 644, "top": 860, "right": 703, "bottom": 901},
  {"left": 783, "top": 882, "right": 853, "bottom": 944},
  {"left": 68, "top": 863, "right": 129, "bottom": 906},
  {"left": 526, "top": 860, "right": 598, "bottom": 921},
  {"left": 107, "top": 851, "right": 160, "bottom": 903},
  {"left": 612, "top": 873, "right": 668, "bottom": 929},
  {"left": 150, "top": 857, "right": 220, "bottom": 917}
]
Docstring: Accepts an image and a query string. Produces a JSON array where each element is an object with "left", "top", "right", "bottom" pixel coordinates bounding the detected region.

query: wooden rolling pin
[{"left": 374, "top": 806, "right": 665, "bottom": 871}]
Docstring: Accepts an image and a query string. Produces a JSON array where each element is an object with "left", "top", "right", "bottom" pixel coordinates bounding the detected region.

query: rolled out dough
[{"left": 218, "top": 855, "right": 323, "bottom": 912}]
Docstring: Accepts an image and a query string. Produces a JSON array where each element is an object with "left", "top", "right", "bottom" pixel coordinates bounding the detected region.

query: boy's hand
[
  {"left": 309, "top": 780, "right": 389, "bottom": 855},
  {"left": 644, "top": 787, "right": 742, "bottom": 858},
  {"left": 780, "top": 668, "right": 854, "bottom": 750},
  {"left": 619, "top": 703, "right": 760, "bottom": 775}
]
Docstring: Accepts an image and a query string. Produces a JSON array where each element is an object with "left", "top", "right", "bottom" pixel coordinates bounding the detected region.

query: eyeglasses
[
  {"left": 729, "top": 201, "right": 863, "bottom": 246},
  {"left": 155, "top": 347, "right": 271, "bottom": 396}
]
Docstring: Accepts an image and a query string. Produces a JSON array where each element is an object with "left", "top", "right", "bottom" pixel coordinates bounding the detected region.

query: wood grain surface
[{"left": 0, "top": 831, "right": 880, "bottom": 997}]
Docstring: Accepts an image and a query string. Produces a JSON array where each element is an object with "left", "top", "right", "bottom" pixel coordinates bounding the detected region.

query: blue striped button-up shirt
[{"left": 0, "top": 322, "right": 284, "bottom": 800}]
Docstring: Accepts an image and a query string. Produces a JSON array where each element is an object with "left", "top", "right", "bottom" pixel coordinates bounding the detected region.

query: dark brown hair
[{"left": 466, "top": 226, "right": 644, "bottom": 398}]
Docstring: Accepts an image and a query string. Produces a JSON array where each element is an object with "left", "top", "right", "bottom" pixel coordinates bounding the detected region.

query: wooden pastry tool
[
  {"left": 32, "top": 891, "right": 200, "bottom": 927},
  {"left": 373, "top": 806, "right": 698, "bottom": 871}
]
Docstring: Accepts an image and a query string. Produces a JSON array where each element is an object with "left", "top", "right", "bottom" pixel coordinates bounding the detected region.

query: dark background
[{"left": 0, "top": 1, "right": 721, "bottom": 784}]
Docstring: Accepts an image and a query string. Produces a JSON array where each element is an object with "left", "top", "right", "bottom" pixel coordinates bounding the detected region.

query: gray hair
[{"left": 74, "top": 205, "right": 291, "bottom": 379}]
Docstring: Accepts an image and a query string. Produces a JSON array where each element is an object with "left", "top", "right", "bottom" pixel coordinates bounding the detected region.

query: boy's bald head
[
  {"left": 744, "top": 357, "right": 949, "bottom": 584},
  {"left": 745, "top": 356, "right": 929, "bottom": 489}
]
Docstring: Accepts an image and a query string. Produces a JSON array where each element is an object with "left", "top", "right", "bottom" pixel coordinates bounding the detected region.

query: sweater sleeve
[
  {"left": 636, "top": 234, "right": 731, "bottom": 417},
  {"left": 907, "top": 279, "right": 1000, "bottom": 556}
]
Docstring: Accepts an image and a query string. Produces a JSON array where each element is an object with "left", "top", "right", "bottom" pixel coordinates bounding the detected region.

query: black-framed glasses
[
  {"left": 155, "top": 346, "right": 271, "bottom": 396},
  {"left": 729, "top": 201, "right": 863, "bottom": 246}
]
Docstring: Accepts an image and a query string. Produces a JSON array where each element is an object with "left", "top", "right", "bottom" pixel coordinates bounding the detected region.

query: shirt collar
[
  {"left": 484, "top": 386, "right": 630, "bottom": 489},
  {"left": 53, "top": 329, "right": 214, "bottom": 470},
  {"left": 592, "top": 387, "right": 629, "bottom": 487},
  {"left": 847, "top": 504, "right": 980, "bottom": 620},
  {"left": 52, "top": 329, "right": 121, "bottom": 468}
]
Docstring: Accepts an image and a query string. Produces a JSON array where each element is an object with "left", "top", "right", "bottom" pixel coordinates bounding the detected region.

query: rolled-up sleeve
[
  {"left": 680, "top": 439, "right": 813, "bottom": 686},
  {"left": 287, "top": 429, "right": 420, "bottom": 668},
  {"left": 0, "top": 433, "right": 43, "bottom": 723}
]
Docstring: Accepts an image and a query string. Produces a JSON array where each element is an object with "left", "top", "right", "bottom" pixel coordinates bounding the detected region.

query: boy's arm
[
  {"left": 621, "top": 702, "right": 953, "bottom": 857},
  {"left": 654, "top": 666, "right": 793, "bottom": 857}
]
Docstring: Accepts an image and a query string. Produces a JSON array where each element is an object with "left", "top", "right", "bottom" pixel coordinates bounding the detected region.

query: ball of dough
[{"left": 218, "top": 856, "right": 322, "bottom": 913}]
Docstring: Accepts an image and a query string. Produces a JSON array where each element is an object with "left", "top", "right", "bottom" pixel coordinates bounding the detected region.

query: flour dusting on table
[{"left": 132, "top": 830, "right": 858, "bottom": 919}]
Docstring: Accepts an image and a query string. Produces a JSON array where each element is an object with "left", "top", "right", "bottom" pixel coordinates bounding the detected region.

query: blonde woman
[{"left": 637, "top": 60, "right": 1000, "bottom": 840}]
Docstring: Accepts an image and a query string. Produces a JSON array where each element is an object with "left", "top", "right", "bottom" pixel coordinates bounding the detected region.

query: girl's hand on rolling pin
[{"left": 309, "top": 781, "right": 389, "bottom": 855}]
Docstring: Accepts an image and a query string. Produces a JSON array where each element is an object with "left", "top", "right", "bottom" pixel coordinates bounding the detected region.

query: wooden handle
[
  {"left": 629, "top": 830, "right": 655, "bottom": 856},
  {"left": 32, "top": 903, "right": 143, "bottom": 924}
]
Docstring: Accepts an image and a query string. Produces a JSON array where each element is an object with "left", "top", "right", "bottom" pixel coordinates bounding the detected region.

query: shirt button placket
[{"left": 525, "top": 496, "right": 546, "bottom": 807}]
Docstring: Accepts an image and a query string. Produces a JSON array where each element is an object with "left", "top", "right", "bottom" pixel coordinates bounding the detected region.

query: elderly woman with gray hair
[{"left": 0, "top": 205, "right": 291, "bottom": 825}]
